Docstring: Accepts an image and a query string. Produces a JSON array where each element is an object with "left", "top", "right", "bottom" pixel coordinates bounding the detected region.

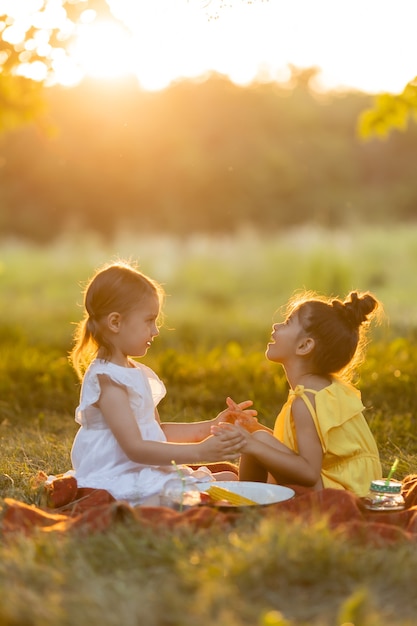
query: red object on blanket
[
  {"left": 2, "top": 473, "right": 417, "bottom": 544},
  {"left": 44, "top": 474, "right": 78, "bottom": 508}
]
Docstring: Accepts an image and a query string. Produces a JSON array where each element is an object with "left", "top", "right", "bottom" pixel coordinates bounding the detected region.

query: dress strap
[{"left": 289, "top": 384, "right": 317, "bottom": 419}]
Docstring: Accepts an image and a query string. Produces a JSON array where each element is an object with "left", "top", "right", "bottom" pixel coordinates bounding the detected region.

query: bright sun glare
[
  {"left": 4, "top": 0, "right": 417, "bottom": 93},
  {"left": 70, "top": 0, "right": 417, "bottom": 94},
  {"left": 70, "top": 19, "right": 135, "bottom": 80}
]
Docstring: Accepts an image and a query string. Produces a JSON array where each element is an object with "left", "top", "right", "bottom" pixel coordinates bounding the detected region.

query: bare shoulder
[
  {"left": 292, "top": 395, "right": 315, "bottom": 420},
  {"left": 292, "top": 375, "right": 330, "bottom": 419}
]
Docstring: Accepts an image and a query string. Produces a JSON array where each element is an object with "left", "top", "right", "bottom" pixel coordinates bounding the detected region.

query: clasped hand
[
  {"left": 217, "top": 396, "right": 263, "bottom": 432},
  {"left": 209, "top": 396, "right": 260, "bottom": 456}
]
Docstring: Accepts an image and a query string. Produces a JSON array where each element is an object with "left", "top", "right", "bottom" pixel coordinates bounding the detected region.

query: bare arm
[
  {"left": 161, "top": 399, "right": 257, "bottom": 443},
  {"left": 97, "top": 376, "right": 246, "bottom": 465}
]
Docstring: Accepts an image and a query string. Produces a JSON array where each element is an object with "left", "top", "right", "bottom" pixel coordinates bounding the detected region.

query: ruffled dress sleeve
[
  {"left": 75, "top": 358, "right": 166, "bottom": 430},
  {"left": 307, "top": 381, "right": 365, "bottom": 452}
]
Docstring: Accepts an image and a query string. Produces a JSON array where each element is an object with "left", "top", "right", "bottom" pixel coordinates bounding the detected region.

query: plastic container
[{"left": 362, "top": 479, "right": 405, "bottom": 511}]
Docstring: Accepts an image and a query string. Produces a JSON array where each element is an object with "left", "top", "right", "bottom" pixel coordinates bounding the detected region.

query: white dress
[{"left": 71, "top": 358, "right": 211, "bottom": 505}]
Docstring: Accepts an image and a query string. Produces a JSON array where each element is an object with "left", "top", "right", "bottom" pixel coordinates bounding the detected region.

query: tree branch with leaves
[
  {"left": 0, "top": 0, "right": 114, "bottom": 131},
  {"left": 358, "top": 77, "right": 417, "bottom": 139}
]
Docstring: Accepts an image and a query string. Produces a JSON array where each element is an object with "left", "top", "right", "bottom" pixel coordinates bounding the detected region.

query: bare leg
[
  {"left": 213, "top": 470, "right": 239, "bottom": 481},
  {"left": 238, "top": 430, "right": 287, "bottom": 483},
  {"left": 238, "top": 452, "right": 269, "bottom": 482}
]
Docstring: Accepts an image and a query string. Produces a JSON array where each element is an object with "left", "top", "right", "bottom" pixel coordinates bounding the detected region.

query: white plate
[{"left": 197, "top": 481, "right": 295, "bottom": 506}]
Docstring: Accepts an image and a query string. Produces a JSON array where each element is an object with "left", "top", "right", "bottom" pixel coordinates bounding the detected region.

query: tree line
[{"left": 1, "top": 71, "right": 416, "bottom": 242}]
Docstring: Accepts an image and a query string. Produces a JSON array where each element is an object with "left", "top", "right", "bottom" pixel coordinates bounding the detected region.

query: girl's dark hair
[
  {"left": 70, "top": 261, "right": 164, "bottom": 379},
  {"left": 288, "top": 290, "right": 381, "bottom": 380}
]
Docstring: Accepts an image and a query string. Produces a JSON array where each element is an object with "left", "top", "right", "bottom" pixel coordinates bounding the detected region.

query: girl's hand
[
  {"left": 211, "top": 421, "right": 252, "bottom": 453},
  {"left": 200, "top": 424, "right": 246, "bottom": 461},
  {"left": 214, "top": 397, "right": 257, "bottom": 427},
  {"left": 222, "top": 410, "right": 263, "bottom": 433},
  {"left": 220, "top": 397, "right": 271, "bottom": 433},
  {"left": 226, "top": 397, "right": 256, "bottom": 413}
]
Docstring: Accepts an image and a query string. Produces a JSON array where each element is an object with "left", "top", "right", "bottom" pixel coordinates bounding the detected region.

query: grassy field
[{"left": 1, "top": 226, "right": 417, "bottom": 625}]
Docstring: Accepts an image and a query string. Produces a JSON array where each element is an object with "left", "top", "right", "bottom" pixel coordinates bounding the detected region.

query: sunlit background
[
  {"left": 2, "top": 0, "right": 417, "bottom": 93},
  {"left": 1, "top": 0, "right": 417, "bottom": 336},
  {"left": 1, "top": 3, "right": 417, "bottom": 526}
]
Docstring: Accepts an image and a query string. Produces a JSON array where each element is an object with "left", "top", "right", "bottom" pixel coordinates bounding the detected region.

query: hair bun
[{"left": 340, "top": 291, "right": 378, "bottom": 327}]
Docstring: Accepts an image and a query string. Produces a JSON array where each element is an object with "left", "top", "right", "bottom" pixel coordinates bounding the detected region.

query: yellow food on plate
[{"left": 207, "top": 485, "right": 258, "bottom": 506}]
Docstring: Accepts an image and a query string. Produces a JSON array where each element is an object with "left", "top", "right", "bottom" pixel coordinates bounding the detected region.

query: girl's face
[
  {"left": 109, "top": 294, "right": 161, "bottom": 364},
  {"left": 266, "top": 309, "right": 306, "bottom": 363}
]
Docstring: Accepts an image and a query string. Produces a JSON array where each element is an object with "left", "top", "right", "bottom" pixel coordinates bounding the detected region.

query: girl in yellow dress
[{"left": 215, "top": 290, "right": 382, "bottom": 497}]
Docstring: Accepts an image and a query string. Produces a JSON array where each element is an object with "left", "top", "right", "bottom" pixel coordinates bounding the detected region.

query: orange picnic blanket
[{"left": 2, "top": 474, "right": 417, "bottom": 545}]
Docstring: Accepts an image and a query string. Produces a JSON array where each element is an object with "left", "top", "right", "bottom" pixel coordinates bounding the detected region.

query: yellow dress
[{"left": 273, "top": 379, "right": 382, "bottom": 497}]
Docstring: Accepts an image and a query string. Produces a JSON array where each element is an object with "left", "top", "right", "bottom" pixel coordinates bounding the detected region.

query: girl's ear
[
  {"left": 107, "top": 312, "right": 121, "bottom": 333},
  {"left": 296, "top": 336, "right": 315, "bottom": 356}
]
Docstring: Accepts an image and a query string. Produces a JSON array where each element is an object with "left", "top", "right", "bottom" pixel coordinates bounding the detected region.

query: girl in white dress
[{"left": 70, "top": 261, "right": 252, "bottom": 506}]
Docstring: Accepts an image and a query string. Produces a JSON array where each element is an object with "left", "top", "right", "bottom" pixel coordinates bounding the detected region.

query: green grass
[
  {"left": 1, "top": 227, "right": 417, "bottom": 625},
  {"left": 1, "top": 518, "right": 417, "bottom": 626},
  {"left": 2, "top": 223, "right": 417, "bottom": 348}
]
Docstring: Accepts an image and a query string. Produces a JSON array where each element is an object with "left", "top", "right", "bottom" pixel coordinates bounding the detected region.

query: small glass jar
[
  {"left": 362, "top": 479, "right": 405, "bottom": 511},
  {"left": 159, "top": 477, "right": 201, "bottom": 510}
]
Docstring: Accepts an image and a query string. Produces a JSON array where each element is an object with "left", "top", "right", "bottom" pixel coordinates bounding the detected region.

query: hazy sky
[
  {"left": 4, "top": 0, "right": 417, "bottom": 93},
  {"left": 97, "top": 0, "right": 417, "bottom": 93}
]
